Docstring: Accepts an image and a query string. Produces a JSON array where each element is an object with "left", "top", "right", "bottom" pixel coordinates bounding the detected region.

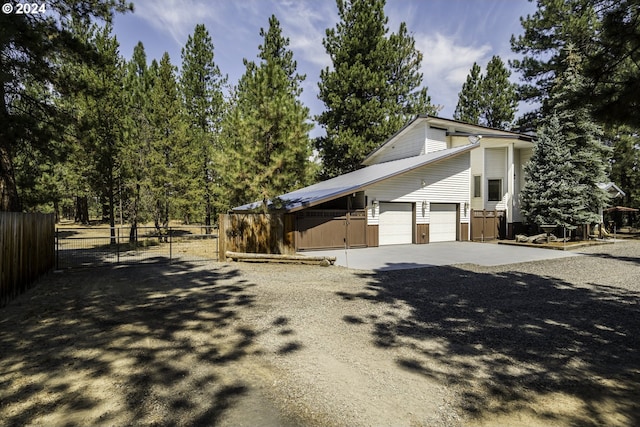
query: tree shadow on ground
[
  {"left": 0, "top": 261, "right": 284, "bottom": 426},
  {"left": 337, "top": 263, "right": 640, "bottom": 426},
  {"left": 583, "top": 250, "right": 640, "bottom": 266}
]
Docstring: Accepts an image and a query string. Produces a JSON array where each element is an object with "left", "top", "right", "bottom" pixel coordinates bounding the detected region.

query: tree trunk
[
  {"left": 0, "top": 143, "right": 21, "bottom": 212},
  {"left": 75, "top": 196, "right": 89, "bottom": 224},
  {"left": 129, "top": 183, "right": 140, "bottom": 244},
  {"left": 108, "top": 190, "right": 116, "bottom": 245},
  {"left": 0, "top": 51, "right": 21, "bottom": 212},
  {"left": 53, "top": 199, "right": 60, "bottom": 223}
]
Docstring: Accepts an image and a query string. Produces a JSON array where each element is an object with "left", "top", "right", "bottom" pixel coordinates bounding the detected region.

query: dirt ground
[{"left": 1, "top": 241, "right": 640, "bottom": 426}]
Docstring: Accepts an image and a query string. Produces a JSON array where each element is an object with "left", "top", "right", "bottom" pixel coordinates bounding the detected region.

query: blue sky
[{"left": 112, "top": 0, "right": 537, "bottom": 129}]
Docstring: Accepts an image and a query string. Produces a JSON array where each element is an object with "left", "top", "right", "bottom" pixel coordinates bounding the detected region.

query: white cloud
[
  {"left": 130, "top": 0, "right": 223, "bottom": 46},
  {"left": 275, "top": 0, "right": 336, "bottom": 69},
  {"left": 415, "top": 32, "right": 492, "bottom": 117}
]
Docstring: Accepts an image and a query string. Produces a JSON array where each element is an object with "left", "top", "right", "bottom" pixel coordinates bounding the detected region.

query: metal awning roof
[{"left": 233, "top": 143, "right": 478, "bottom": 213}]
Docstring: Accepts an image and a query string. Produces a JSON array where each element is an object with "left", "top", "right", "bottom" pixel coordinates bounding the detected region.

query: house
[{"left": 231, "top": 115, "right": 534, "bottom": 252}]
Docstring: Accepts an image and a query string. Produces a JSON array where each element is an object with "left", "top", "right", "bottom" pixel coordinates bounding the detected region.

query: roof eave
[{"left": 282, "top": 142, "right": 478, "bottom": 213}]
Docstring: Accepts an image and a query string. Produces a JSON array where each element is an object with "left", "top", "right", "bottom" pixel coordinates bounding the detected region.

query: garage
[
  {"left": 379, "top": 202, "right": 413, "bottom": 245},
  {"left": 429, "top": 203, "right": 458, "bottom": 242}
]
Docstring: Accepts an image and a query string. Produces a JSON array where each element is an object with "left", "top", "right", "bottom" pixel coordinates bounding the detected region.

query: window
[
  {"left": 488, "top": 179, "right": 502, "bottom": 201},
  {"left": 473, "top": 175, "right": 481, "bottom": 198}
]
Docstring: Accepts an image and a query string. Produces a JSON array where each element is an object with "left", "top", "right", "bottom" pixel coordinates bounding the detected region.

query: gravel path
[{"left": 1, "top": 240, "right": 639, "bottom": 426}]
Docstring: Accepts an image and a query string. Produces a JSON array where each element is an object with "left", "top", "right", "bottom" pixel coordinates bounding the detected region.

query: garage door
[
  {"left": 379, "top": 202, "right": 413, "bottom": 245},
  {"left": 429, "top": 203, "right": 457, "bottom": 242}
]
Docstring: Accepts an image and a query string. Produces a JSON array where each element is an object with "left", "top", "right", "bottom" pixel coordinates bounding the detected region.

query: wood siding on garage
[
  {"left": 416, "top": 223, "right": 429, "bottom": 244},
  {"left": 367, "top": 225, "right": 379, "bottom": 247},
  {"left": 461, "top": 223, "right": 469, "bottom": 241}
]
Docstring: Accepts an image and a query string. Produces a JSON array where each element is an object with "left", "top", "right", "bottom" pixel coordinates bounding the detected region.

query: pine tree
[
  {"left": 316, "top": 0, "right": 436, "bottom": 178},
  {"left": 510, "top": 0, "right": 599, "bottom": 123},
  {"left": 180, "top": 24, "right": 227, "bottom": 226},
  {"left": 521, "top": 115, "right": 584, "bottom": 228},
  {"left": 0, "top": 0, "right": 132, "bottom": 211},
  {"left": 522, "top": 47, "right": 611, "bottom": 229},
  {"left": 454, "top": 57, "right": 517, "bottom": 129},
  {"left": 511, "top": 0, "right": 640, "bottom": 128},
  {"left": 121, "top": 42, "right": 155, "bottom": 239},
  {"left": 147, "top": 53, "right": 187, "bottom": 230},
  {"left": 64, "top": 23, "right": 127, "bottom": 242},
  {"left": 608, "top": 127, "right": 640, "bottom": 209},
  {"left": 584, "top": 1, "right": 640, "bottom": 127},
  {"left": 481, "top": 56, "right": 518, "bottom": 129},
  {"left": 221, "top": 15, "right": 313, "bottom": 209},
  {"left": 454, "top": 62, "right": 482, "bottom": 125},
  {"left": 549, "top": 47, "right": 610, "bottom": 224}
]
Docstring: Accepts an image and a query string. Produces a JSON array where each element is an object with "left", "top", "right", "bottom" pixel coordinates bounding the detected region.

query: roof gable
[{"left": 362, "top": 115, "right": 534, "bottom": 166}]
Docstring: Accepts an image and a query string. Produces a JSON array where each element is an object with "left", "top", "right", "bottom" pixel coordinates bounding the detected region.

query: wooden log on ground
[{"left": 225, "top": 251, "right": 336, "bottom": 266}]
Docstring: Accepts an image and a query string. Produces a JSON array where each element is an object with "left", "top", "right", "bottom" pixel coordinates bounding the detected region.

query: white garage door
[
  {"left": 379, "top": 202, "right": 413, "bottom": 245},
  {"left": 429, "top": 203, "right": 457, "bottom": 242}
]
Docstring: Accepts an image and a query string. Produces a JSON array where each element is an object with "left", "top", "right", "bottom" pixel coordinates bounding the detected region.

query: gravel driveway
[{"left": 1, "top": 241, "right": 639, "bottom": 426}]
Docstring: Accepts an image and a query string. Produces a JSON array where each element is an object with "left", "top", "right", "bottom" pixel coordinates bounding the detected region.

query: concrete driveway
[{"left": 301, "top": 241, "right": 580, "bottom": 271}]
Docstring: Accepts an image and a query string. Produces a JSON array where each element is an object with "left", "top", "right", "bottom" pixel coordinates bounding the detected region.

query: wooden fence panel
[
  {"left": 219, "top": 213, "right": 295, "bottom": 256},
  {"left": 1, "top": 213, "right": 55, "bottom": 307},
  {"left": 470, "top": 209, "right": 506, "bottom": 242}
]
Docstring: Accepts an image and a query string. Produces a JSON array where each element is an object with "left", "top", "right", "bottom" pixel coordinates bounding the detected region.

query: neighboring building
[{"left": 232, "top": 115, "right": 534, "bottom": 251}]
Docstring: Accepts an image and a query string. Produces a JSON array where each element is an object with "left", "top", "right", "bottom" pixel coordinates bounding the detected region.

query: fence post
[
  {"left": 169, "top": 227, "right": 173, "bottom": 263},
  {"left": 55, "top": 228, "right": 59, "bottom": 270},
  {"left": 116, "top": 227, "right": 120, "bottom": 264}
]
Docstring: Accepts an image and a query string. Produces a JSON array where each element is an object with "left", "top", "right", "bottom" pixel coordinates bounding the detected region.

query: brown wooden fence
[
  {"left": 470, "top": 209, "right": 506, "bottom": 241},
  {"left": 1, "top": 212, "right": 55, "bottom": 307}
]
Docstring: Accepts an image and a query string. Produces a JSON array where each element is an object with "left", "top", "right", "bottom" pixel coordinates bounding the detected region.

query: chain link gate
[{"left": 55, "top": 226, "right": 219, "bottom": 269}]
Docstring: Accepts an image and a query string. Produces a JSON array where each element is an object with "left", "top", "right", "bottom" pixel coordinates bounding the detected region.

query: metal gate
[
  {"left": 470, "top": 210, "right": 506, "bottom": 241},
  {"left": 55, "top": 226, "right": 218, "bottom": 269},
  {"left": 296, "top": 210, "right": 367, "bottom": 250}
]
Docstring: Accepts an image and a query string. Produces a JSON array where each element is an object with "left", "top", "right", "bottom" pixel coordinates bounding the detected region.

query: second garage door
[
  {"left": 429, "top": 203, "right": 458, "bottom": 242},
  {"left": 379, "top": 202, "right": 413, "bottom": 245}
]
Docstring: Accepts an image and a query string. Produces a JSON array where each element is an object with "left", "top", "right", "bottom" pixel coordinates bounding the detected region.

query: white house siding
[
  {"left": 470, "top": 148, "right": 484, "bottom": 211},
  {"left": 426, "top": 126, "right": 448, "bottom": 153},
  {"left": 485, "top": 147, "right": 507, "bottom": 211},
  {"left": 369, "top": 123, "right": 426, "bottom": 164},
  {"left": 365, "top": 154, "right": 470, "bottom": 228}
]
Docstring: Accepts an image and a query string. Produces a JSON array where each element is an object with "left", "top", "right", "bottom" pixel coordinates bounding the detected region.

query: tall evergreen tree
[
  {"left": 481, "top": 56, "right": 518, "bottom": 129},
  {"left": 180, "top": 24, "right": 227, "bottom": 226},
  {"left": 583, "top": 1, "right": 640, "bottom": 128},
  {"left": 0, "top": 0, "right": 132, "bottom": 211},
  {"left": 522, "top": 47, "right": 610, "bottom": 229},
  {"left": 454, "top": 62, "right": 482, "bottom": 124},
  {"left": 550, "top": 47, "right": 610, "bottom": 223},
  {"left": 121, "top": 42, "right": 154, "bottom": 239},
  {"left": 454, "top": 58, "right": 517, "bottom": 129},
  {"left": 222, "top": 15, "right": 313, "bottom": 209},
  {"left": 608, "top": 126, "right": 640, "bottom": 209},
  {"left": 520, "top": 115, "right": 584, "bottom": 228},
  {"left": 316, "top": 0, "right": 436, "bottom": 178},
  {"left": 510, "top": 0, "right": 599, "bottom": 123},
  {"left": 148, "top": 53, "right": 187, "bottom": 230},
  {"left": 73, "top": 24, "right": 127, "bottom": 242}
]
